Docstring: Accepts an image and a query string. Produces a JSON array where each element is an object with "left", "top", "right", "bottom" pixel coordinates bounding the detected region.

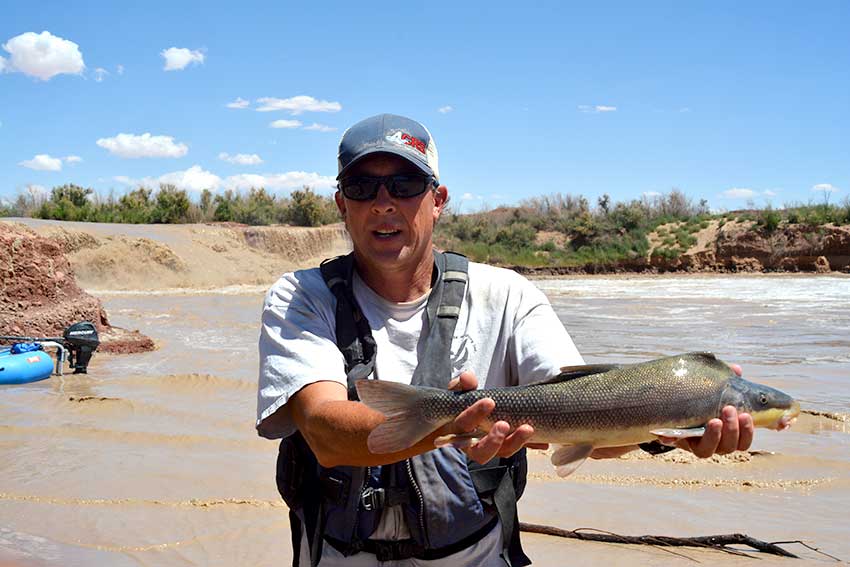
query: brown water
[{"left": 1, "top": 275, "right": 848, "bottom": 566}]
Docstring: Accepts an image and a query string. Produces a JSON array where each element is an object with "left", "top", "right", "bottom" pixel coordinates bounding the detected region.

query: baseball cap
[{"left": 337, "top": 114, "right": 440, "bottom": 181}]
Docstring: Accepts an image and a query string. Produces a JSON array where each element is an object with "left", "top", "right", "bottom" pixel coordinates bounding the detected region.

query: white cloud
[
  {"left": 812, "top": 183, "right": 839, "bottom": 194},
  {"left": 19, "top": 154, "right": 63, "bottom": 171},
  {"left": 763, "top": 189, "right": 777, "bottom": 197},
  {"left": 270, "top": 119, "right": 302, "bottom": 129},
  {"left": 218, "top": 152, "right": 263, "bottom": 165},
  {"left": 161, "top": 47, "right": 204, "bottom": 71},
  {"left": 224, "top": 171, "right": 337, "bottom": 192},
  {"left": 723, "top": 188, "right": 756, "bottom": 199},
  {"left": 303, "top": 123, "right": 336, "bottom": 132},
  {"left": 579, "top": 104, "right": 617, "bottom": 113},
  {"left": 227, "top": 97, "right": 250, "bottom": 109},
  {"left": 0, "top": 55, "right": 5, "bottom": 72},
  {"left": 1, "top": 31, "right": 85, "bottom": 81},
  {"left": 256, "top": 95, "right": 342, "bottom": 115},
  {"left": 63, "top": 155, "right": 82, "bottom": 164},
  {"left": 642, "top": 191, "right": 661, "bottom": 198},
  {"left": 158, "top": 165, "right": 221, "bottom": 191},
  {"left": 114, "top": 168, "right": 336, "bottom": 193},
  {"left": 116, "top": 64, "right": 124, "bottom": 75},
  {"left": 678, "top": 107, "right": 691, "bottom": 113},
  {"left": 438, "top": 105, "right": 454, "bottom": 114},
  {"left": 93, "top": 67, "right": 108, "bottom": 82},
  {"left": 96, "top": 132, "right": 189, "bottom": 158}
]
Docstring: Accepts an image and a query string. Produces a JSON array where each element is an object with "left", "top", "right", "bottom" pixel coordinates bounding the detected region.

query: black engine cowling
[{"left": 63, "top": 322, "right": 100, "bottom": 374}]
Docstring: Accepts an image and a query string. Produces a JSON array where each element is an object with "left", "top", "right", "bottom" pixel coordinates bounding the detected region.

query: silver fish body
[{"left": 356, "top": 352, "right": 799, "bottom": 476}]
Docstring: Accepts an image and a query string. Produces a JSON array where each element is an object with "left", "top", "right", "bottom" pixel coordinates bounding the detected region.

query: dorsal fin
[
  {"left": 682, "top": 352, "right": 717, "bottom": 361},
  {"left": 530, "top": 364, "right": 620, "bottom": 385}
]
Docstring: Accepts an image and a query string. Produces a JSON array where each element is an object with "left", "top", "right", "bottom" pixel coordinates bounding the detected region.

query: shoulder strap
[
  {"left": 320, "top": 253, "right": 376, "bottom": 400},
  {"left": 410, "top": 250, "right": 469, "bottom": 388}
]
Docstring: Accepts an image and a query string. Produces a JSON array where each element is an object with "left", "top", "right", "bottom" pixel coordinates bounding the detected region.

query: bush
[
  {"left": 757, "top": 207, "right": 782, "bottom": 233},
  {"left": 287, "top": 187, "right": 338, "bottom": 227},
  {"left": 151, "top": 184, "right": 191, "bottom": 223}
]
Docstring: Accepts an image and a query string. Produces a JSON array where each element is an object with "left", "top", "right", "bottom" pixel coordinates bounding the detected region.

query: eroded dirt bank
[
  {"left": 0, "top": 222, "right": 153, "bottom": 353},
  {"left": 1, "top": 219, "right": 351, "bottom": 352},
  {"left": 3, "top": 218, "right": 351, "bottom": 292},
  {"left": 514, "top": 220, "right": 850, "bottom": 276}
]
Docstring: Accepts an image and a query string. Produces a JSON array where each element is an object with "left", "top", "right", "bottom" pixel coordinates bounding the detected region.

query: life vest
[{"left": 276, "top": 251, "right": 530, "bottom": 566}]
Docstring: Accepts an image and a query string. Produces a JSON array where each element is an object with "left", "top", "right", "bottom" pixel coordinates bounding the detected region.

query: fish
[{"left": 355, "top": 352, "right": 800, "bottom": 477}]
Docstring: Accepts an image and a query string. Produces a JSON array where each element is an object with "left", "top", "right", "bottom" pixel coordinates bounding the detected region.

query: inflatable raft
[
  {"left": 0, "top": 322, "right": 100, "bottom": 385},
  {"left": 0, "top": 345, "right": 55, "bottom": 384}
]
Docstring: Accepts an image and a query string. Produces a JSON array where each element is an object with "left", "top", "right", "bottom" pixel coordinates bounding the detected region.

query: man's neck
[{"left": 353, "top": 250, "right": 435, "bottom": 303}]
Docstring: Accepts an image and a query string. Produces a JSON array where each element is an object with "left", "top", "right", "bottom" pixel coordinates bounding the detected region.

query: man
[{"left": 256, "top": 113, "right": 754, "bottom": 566}]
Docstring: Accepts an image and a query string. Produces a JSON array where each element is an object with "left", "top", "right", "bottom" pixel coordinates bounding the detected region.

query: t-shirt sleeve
[
  {"left": 508, "top": 275, "right": 584, "bottom": 386},
  {"left": 256, "top": 269, "right": 347, "bottom": 439}
]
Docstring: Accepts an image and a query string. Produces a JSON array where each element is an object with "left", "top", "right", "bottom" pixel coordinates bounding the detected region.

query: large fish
[{"left": 355, "top": 352, "right": 800, "bottom": 477}]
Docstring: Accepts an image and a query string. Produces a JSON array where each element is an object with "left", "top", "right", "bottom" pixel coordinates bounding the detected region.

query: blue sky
[{"left": 1, "top": 0, "right": 848, "bottom": 213}]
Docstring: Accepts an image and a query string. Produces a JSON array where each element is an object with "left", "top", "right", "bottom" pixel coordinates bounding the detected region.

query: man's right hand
[{"left": 446, "top": 371, "right": 544, "bottom": 464}]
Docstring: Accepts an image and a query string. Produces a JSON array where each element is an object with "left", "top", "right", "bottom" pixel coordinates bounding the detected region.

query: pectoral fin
[
  {"left": 551, "top": 444, "right": 594, "bottom": 478},
  {"left": 650, "top": 426, "right": 706, "bottom": 439}
]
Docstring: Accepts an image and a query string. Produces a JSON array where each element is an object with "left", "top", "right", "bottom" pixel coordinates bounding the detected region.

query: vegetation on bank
[
  {"left": 0, "top": 183, "right": 339, "bottom": 227},
  {"left": 3, "top": 183, "right": 849, "bottom": 267},
  {"left": 435, "top": 191, "right": 850, "bottom": 267}
]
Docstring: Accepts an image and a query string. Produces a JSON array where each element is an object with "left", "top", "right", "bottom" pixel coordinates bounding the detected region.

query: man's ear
[
  {"left": 334, "top": 190, "right": 346, "bottom": 218},
  {"left": 433, "top": 185, "right": 448, "bottom": 216}
]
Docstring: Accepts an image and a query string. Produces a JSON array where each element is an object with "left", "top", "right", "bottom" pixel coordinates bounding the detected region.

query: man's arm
[{"left": 284, "top": 373, "right": 519, "bottom": 468}]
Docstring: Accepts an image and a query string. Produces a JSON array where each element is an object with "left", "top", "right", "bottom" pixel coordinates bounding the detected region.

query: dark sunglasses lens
[
  {"left": 390, "top": 176, "right": 428, "bottom": 198},
  {"left": 341, "top": 180, "right": 378, "bottom": 200}
]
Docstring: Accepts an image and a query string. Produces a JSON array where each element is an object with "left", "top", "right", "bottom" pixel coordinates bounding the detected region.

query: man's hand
[
  {"left": 656, "top": 363, "right": 755, "bottom": 457},
  {"left": 444, "top": 371, "right": 542, "bottom": 464}
]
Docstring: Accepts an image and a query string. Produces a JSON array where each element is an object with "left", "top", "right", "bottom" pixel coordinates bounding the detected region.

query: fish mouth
[
  {"left": 777, "top": 400, "right": 801, "bottom": 431},
  {"left": 753, "top": 401, "right": 800, "bottom": 431}
]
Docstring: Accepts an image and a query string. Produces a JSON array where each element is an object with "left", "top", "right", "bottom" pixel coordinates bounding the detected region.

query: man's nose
[{"left": 371, "top": 184, "right": 396, "bottom": 212}]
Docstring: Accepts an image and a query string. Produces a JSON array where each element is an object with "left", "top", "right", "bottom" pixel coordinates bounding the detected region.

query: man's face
[{"left": 335, "top": 153, "right": 447, "bottom": 272}]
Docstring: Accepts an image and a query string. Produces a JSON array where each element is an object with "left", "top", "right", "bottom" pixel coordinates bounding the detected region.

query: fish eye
[{"left": 759, "top": 393, "right": 768, "bottom": 405}]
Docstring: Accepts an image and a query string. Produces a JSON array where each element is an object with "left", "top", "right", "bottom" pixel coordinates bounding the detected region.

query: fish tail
[{"left": 356, "top": 380, "right": 450, "bottom": 454}]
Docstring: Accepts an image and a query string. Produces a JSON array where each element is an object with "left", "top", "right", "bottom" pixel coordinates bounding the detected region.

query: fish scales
[
  {"left": 356, "top": 352, "right": 800, "bottom": 476},
  {"left": 421, "top": 357, "right": 726, "bottom": 440}
]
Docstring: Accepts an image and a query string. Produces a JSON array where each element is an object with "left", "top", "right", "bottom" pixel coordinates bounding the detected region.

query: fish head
[{"left": 723, "top": 377, "right": 800, "bottom": 430}]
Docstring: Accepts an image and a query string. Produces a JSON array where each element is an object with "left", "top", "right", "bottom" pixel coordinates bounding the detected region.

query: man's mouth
[{"left": 373, "top": 228, "right": 401, "bottom": 239}]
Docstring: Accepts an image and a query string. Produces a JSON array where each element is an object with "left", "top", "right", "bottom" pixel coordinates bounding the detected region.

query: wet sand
[{"left": 2, "top": 254, "right": 849, "bottom": 564}]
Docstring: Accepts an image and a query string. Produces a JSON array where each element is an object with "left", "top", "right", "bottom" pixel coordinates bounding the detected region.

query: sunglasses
[{"left": 338, "top": 174, "right": 438, "bottom": 201}]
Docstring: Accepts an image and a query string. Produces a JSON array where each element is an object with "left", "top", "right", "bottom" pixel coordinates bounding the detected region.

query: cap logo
[{"left": 386, "top": 131, "right": 426, "bottom": 155}]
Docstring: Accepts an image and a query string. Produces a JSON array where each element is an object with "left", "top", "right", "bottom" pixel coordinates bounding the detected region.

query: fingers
[
  {"left": 448, "top": 370, "right": 478, "bottom": 392},
  {"left": 730, "top": 363, "right": 743, "bottom": 377},
  {"left": 464, "top": 421, "right": 509, "bottom": 463},
  {"left": 680, "top": 406, "right": 753, "bottom": 458},
  {"left": 680, "top": 418, "right": 722, "bottom": 458},
  {"left": 715, "top": 406, "right": 740, "bottom": 454},
  {"left": 463, "top": 422, "right": 535, "bottom": 464},
  {"left": 452, "top": 398, "right": 494, "bottom": 432},
  {"left": 736, "top": 412, "right": 754, "bottom": 451}
]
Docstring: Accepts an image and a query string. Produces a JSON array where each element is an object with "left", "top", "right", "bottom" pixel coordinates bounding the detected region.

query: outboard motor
[{"left": 62, "top": 322, "right": 100, "bottom": 374}]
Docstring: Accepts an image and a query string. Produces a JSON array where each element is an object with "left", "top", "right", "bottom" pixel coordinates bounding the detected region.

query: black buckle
[{"left": 360, "top": 487, "right": 385, "bottom": 511}]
